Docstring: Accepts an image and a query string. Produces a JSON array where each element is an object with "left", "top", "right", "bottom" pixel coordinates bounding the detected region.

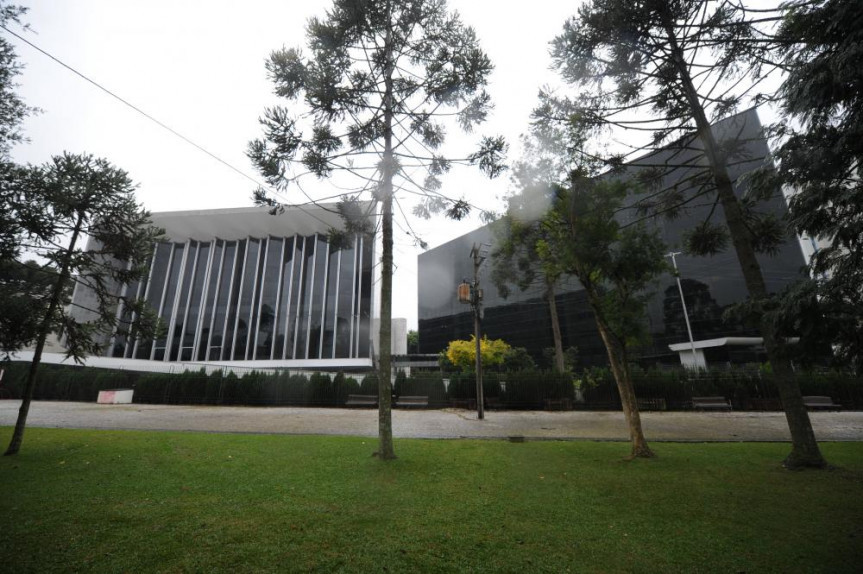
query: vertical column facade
[{"left": 114, "top": 231, "right": 373, "bottom": 362}]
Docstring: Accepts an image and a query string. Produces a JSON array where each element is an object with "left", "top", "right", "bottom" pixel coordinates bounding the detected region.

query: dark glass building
[
  {"left": 71, "top": 205, "right": 375, "bottom": 369},
  {"left": 418, "top": 110, "right": 809, "bottom": 367}
]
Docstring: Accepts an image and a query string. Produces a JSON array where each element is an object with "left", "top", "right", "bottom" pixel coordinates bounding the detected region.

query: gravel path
[{"left": 2, "top": 400, "right": 862, "bottom": 441}]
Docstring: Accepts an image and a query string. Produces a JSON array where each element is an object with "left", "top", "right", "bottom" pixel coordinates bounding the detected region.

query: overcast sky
[{"left": 6, "top": 1, "right": 584, "bottom": 328}]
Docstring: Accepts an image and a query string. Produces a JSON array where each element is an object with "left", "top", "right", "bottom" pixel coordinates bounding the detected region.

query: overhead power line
[{"left": 0, "top": 23, "right": 336, "bottom": 227}]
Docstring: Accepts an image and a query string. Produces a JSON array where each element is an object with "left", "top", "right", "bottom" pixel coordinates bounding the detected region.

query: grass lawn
[{"left": 1, "top": 428, "right": 861, "bottom": 573}]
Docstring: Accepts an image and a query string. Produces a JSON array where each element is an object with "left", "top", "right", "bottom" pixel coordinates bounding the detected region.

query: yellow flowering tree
[{"left": 445, "top": 335, "right": 511, "bottom": 371}]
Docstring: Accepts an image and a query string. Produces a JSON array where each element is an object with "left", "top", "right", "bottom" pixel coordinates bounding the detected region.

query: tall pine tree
[
  {"left": 544, "top": 0, "right": 825, "bottom": 468},
  {"left": 3, "top": 153, "right": 162, "bottom": 456},
  {"left": 248, "top": 0, "right": 505, "bottom": 459}
]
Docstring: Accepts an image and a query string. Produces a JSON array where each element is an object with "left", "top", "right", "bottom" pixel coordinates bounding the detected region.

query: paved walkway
[{"left": 2, "top": 400, "right": 862, "bottom": 441}]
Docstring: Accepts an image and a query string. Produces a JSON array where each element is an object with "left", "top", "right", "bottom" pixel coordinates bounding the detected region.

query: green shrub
[
  {"left": 360, "top": 373, "right": 378, "bottom": 395},
  {"left": 503, "top": 347, "right": 536, "bottom": 372},
  {"left": 220, "top": 371, "right": 240, "bottom": 405},
  {"left": 204, "top": 370, "right": 224, "bottom": 405},
  {"left": 5, "top": 359, "right": 860, "bottom": 411},
  {"left": 392, "top": 370, "right": 408, "bottom": 396},
  {"left": 332, "top": 372, "right": 360, "bottom": 406},
  {"left": 284, "top": 374, "right": 309, "bottom": 405},
  {"left": 306, "top": 372, "right": 333, "bottom": 406}
]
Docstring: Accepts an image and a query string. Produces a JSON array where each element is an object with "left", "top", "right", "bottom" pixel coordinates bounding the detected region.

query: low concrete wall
[{"left": 97, "top": 389, "right": 134, "bottom": 404}]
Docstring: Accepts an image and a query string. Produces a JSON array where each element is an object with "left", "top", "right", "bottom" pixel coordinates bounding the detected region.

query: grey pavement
[{"left": 2, "top": 400, "right": 862, "bottom": 441}]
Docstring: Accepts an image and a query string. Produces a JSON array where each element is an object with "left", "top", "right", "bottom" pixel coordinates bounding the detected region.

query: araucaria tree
[
  {"left": 491, "top": 195, "right": 568, "bottom": 373},
  {"left": 247, "top": 0, "right": 505, "bottom": 460},
  {"left": 764, "top": 0, "right": 863, "bottom": 372},
  {"left": 546, "top": 0, "right": 826, "bottom": 468},
  {"left": 0, "top": 2, "right": 31, "bottom": 159},
  {"left": 540, "top": 177, "right": 667, "bottom": 458},
  {"left": 0, "top": 1, "right": 38, "bottom": 261},
  {"left": 2, "top": 153, "right": 161, "bottom": 456}
]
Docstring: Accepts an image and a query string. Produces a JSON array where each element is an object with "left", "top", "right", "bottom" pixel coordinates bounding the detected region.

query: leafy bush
[
  {"left": 360, "top": 373, "right": 378, "bottom": 395},
  {"left": 392, "top": 370, "right": 408, "bottom": 396},
  {"left": 306, "top": 372, "right": 333, "bottom": 406},
  {"left": 332, "top": 372, "right": 360, "bottom": 406},
  {"left": 445, "top": 336, "right": 511, "bottom": 371},
  {"left": 284, "top": 374, "right": 310, "bottom": 405},
  {"left": 502, "top": 347, "right": 536, "bottom": 372}
]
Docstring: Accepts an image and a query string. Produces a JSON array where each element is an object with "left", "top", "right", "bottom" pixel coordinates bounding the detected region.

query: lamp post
[
  {"left": 459, "top": 243, "right": 489, "bottom": 419},
  {"left": 667, "top": 251, "right": 699, "bottom": 369}
]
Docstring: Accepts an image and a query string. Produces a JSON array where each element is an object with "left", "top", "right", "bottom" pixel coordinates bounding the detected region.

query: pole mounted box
[{"left": 457, "top": 282, "right": 472, "bottom": 304}]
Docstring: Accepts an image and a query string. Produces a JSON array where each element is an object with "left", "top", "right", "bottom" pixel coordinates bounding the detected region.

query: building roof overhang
[{"left": 150, "top": 203, "right": 350, "bottom": 242}]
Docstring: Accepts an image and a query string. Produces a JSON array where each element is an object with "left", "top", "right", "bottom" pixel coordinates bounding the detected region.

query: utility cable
[{"left": 1, "top": 23, "right": 337, "bottom": 228}]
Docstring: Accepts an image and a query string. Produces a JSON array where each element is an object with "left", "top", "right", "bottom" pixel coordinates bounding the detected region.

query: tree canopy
[
  {"left": 531, "top": 176, "right": 667, "bottom": 458},
  {"left": 762, "top": 0, "right": 863, "bottom": 372},
  {"left": 3, "top": 152, "right": 162, "bottom": 455},
  {"left": 0, "top": 1, "right": 33, "bottom": 159},
  {"left": 248, "top": 0, "right": 505, "bottom": 460},
  {"left": 543, "top": 0, "right": 826, "bottom": 468}
]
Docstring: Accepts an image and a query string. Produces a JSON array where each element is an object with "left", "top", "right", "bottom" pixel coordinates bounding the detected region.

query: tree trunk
[
  {"left": 546, "top": 277, "right": 566, "bottom": 373},
  {"left": 589, "top": 296, "right": 653, "bottom": 458},
  {"left": 375, "top": 7, "right": 396, "bottom": 460},
  {"left": 5, "top": 213, "right": 83, "bottom": 456},
  {"left": 661, "top": 14, "right": 824, "bottom": 468}
]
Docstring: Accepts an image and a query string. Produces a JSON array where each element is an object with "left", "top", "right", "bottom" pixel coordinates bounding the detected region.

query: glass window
[
  {"left": 122, "top": 278, "right": 145, "bottom": 358},
  {"left": 255, "top": 238, "right": 283, "bottom": 360},
  {"left": 221, "top": 239, "right": 246, "bottom": 359},
  {"left": 356, "top": 237, "right": 373, "bottom": 358},
  {"left": 321, "top": 241, "right": 341, "bottom": 358},
  {"left": 211, "top": 241, "right": 238, "bottom": 360},
  {"left": 111, "top": 277, "right": 138, "bottom": 358},
  {"left": 244, "top": 239, "right": 268, "bottom": 359},
  {"left": 307, "top": 235, "right": 329, "bottom": 359},
  {"left": 197, "top": 240, "right": 223, "bottom": 361},
  {"left": 293, "top": 236, "right": 316, "bottom": 358},
  {"left": 135, "top": 242, "right": 172, "bottom": 359},
  {"left": 233, "top": 239, "right": 260, "bottom": 360},
  {"left": 273, "top": 237, "right": 299, "bottom": 359},
  {"left": 276, "top": 237, "right": 300, "bottom": 359},
  {"left": 178, "top": 242, "right": 210, "bottom": 362},
  {"left": 169, "top": 242, "right": 197, "bottom": 361},
  {"left": 153, "top": 243, "right": 185, "bottom": 361},
  {"left": 334, "top": 236, "right": 356, "bottom": 358}
]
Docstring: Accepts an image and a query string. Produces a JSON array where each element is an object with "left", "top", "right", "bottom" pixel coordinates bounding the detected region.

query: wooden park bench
[
  {"left": 636, "top": 398, "right": 667, "bottom": 411},
  {"left": 691, "top": 396, "right": 732, "bottom": 411},
  {"left": 395, "top": 395, "right": 429, "bottom": 408},
  {"left": 345, "top": 394, "right": 378, "bottom": 408},
  {"left": 802, "top": 396, "right": 842, "bottom": 411}
]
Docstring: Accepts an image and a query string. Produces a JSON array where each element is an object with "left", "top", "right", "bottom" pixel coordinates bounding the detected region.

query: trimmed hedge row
[
  {"left": 446, "top": 371, "right": 575, "bottom": 410},
  {"left": 1, "top": 362, "right": 860, "bottom": 409},
  {"left": 0, "top": 364, "right": 363, "bottom": 407},
  {"left": 576, "top": 366, "right": 863, "bottom": 410}
]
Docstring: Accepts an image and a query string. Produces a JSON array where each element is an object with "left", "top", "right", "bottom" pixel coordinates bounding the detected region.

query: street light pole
[
  {"left": 470, "top": 243, "right": 487, "bottom": 420},
  {"left": 667, "top": 251, "right": 699, "bottom": 368}
]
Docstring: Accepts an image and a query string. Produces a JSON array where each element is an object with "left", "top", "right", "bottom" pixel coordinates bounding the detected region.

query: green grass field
[{"left": 1, "top": 428, "right": 861, "bottom": 573}]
